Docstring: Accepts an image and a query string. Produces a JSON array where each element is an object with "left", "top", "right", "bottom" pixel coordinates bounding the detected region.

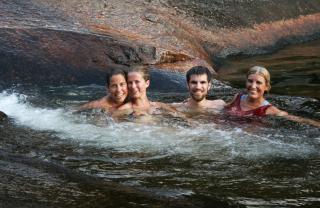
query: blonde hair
[
  {"left": 128, "top": 65, "right": 150, "bottom": 81},
  {"left": 247, "top": 66, "right": 271, "bottom": 92}
]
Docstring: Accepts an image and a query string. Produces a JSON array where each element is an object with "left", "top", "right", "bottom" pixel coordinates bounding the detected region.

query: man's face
[{"left": 187, "top": 74, "right": 211, "bottom": 102}]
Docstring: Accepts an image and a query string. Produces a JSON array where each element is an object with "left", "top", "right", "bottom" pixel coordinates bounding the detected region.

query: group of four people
[{"left": 78, "top": 65, "right": 320, "bottom": 127}]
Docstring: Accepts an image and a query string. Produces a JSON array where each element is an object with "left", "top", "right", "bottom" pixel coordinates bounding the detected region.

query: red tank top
[{"left": 226, "top": 94, "right": 272, "bottom": 117}]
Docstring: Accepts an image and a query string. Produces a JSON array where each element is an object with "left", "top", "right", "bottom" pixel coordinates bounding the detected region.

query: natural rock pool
[
  {"left": 1, "top": 1, "right": 320, "bottom": 207},
  {"left": 0, "top": 80, "right": 319, "bottom": 207}
]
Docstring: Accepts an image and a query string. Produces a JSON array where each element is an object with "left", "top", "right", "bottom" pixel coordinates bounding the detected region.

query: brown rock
[{"left": 1, "top": 0, "right": 320, "bottom": 88}]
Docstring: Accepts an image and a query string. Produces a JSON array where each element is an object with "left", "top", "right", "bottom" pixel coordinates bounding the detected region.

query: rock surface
[
  {"left": 0, "top": 0, "right": 320, "bottom": 86},
  {"left": 0, "top": 111, "right": 8, "bottom": 122}
]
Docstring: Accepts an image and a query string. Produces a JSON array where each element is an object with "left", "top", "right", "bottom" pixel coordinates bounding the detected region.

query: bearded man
[{"left": 173, "top": 66, "right": 226, "bottom": 112}]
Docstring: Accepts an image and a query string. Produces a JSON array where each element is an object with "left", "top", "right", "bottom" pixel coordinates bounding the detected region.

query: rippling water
[{"left": 0, "top": 83, "right": 320, "bottom": 207}]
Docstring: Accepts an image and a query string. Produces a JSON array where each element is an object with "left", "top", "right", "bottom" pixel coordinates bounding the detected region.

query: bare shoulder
[
  {"left": 150, "top": 101, "right": 161, "bottom": 107},
  {"left": 213, "top": 99, "right": 226, "bottom": 105},
  {"left": 152, "top": 102, "right": 179, "bottom": 113},
  {"left": 117, "top": 102, "right": 132, "bottom": 110},
  {"left": 167, "top": 102, "right": 187, "bottom": 113},
  {"left": 169, "top": 98, "right": 189, "bottom": 107},
  {"left": 266, "top": 106, "right": 288, "bottom": 116},
  {"left": 152, "top": 102, "right": 171, "bottom": 109},
  {"left": 225, "top": 93, "right": 239, "bottom": 108},
  {"left": 78, "top": 96, "right": 109, "bottom": 110},
  {"left": 208, "top": 99, "right": 226, "bottom": 109}
]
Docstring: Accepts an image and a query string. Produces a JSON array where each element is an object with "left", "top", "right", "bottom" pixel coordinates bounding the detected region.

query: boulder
[{"left": 0, "top": 0, "right": 320, "bottom": 89}]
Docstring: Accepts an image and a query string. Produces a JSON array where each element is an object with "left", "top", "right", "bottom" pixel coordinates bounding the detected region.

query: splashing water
[
  {"left": 0, "top": 87, "right": 320, "bottom": 207},
  {"left": 0, "top": 89, "right": 318, "bottom": 158}
]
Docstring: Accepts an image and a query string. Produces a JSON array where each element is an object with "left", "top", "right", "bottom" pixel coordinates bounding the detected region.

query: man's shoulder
[
  {"left": 207, "top": 99, "right": 226, "bottom": 109},
  {"left": 208, "top": 99, "right": 226, "bottom": 105}
]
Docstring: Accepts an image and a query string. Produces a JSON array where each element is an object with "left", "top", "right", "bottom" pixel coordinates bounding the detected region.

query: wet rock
[
  {"left": 149, "top": 68, "right": 187, "bottom": 92},
  {"left": 0, "top": 111, "right": 8, "bottom": 122},
  {"left": 144, "top": 12, "right": 161, "bottom": 23},
  {"left": 0, "top": 0, "right": 320, "bottom": 89},
  {"left": 36, "top": 0, "right": 320, "bottom": 60},
  {"left": 0, "top": 28, "right": 155, "bottom": 85}
]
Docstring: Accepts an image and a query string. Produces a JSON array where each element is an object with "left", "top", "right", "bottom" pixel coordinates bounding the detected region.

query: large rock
[{"left": 0, "top": 0, "right": 320, "bottom": 88}]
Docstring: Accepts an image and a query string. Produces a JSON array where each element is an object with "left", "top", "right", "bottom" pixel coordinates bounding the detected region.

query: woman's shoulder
[{"left": 265, "top": 105, "right": 288, "bottom": 116}]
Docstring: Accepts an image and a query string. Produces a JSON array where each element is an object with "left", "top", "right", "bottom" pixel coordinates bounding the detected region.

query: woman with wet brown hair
[
  {"left": 77, "top": 68, "right": 128, "bottom": 112},
  {"left": 114, "top": 65, "right": 178, "bottom": 118}
]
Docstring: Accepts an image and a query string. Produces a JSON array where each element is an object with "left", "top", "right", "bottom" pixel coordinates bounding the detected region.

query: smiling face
[
  {"left": 107, "top": 74, "right": 128, "bottom": 105},
  {"left": 188, "top": 74, "right": 211, "bottom": 102},
  {"left": 246, "top": 73, "right": 269, "bottom": 100},
  {"left": 127, "top": 71, "right": 150, "bottom": 99}
]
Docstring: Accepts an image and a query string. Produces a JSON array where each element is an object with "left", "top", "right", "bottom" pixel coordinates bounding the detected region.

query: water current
[{"left": 1, "top": 42, "right": 320, "bottom": 207}]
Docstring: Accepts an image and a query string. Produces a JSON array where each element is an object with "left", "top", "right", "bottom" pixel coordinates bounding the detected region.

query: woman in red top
[
  {"left": 226, "top": 66, "right": 286, "bottom": 117},
  {"left": 225, "top": 66, "right": 320, "bottom": 127}
]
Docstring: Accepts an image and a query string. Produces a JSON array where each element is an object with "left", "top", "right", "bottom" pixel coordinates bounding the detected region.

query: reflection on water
[
  {"left": 217, "top": 40, "right": 320, "bottom": 99},
  {"left": 0, "top": 85, "right": 320, "bottom": 207}
]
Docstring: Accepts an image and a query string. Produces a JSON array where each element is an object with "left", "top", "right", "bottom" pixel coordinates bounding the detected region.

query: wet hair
[
  {"left": 186, "top": 66, "right": 212, "bottom": 82},
  {"left": 128, "top": 65, "right": 150, "bottom": 81},
  {"left": 247, "top": 66, "right": 271, "bottom": 92},
  {"left": 106, "top": 68, "right": 127, "bottom": 88}
]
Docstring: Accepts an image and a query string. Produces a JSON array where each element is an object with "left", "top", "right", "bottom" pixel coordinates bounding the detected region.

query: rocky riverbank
[{"left": 1, "top": 0, "right": 320, "bottom": 87}]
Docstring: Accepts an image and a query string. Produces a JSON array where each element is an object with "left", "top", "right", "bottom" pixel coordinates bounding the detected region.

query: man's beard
[{"left": 190, "top": 92, "right": 206, "bottom": 102}]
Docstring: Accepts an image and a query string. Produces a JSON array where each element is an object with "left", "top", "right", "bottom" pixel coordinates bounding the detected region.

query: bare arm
[
  {"left": 211, "top": 99, "right": 226, "bottom": 110},
  {"left": 153, "top": 102, "right": 185, "bottom": 117},
  {"left": 111, "top": 102, "right": 133, "bottom": 119},
  {"left": 73, "top": 96, "right": 109, "bottom": 113},
  {"left": 158, "top": 102, "right": 178, "bottom": 113},
  {"left": 267, "top": 106, "right": 320, "bottom": 128},
  {"left": 266, "top": 106, "right": 288, "bottom": 116},
  {"left": 224, "top": 94, "right": 238, "bottom": 108},
  {"left": 78, "top": 100, "right": 100, "bottom": 110},
  {"left": 284, "top": 114, "right": 320, "bottom": 128},
  {"left": 156, "top": 102, "right": 198, "bottom": 126}
]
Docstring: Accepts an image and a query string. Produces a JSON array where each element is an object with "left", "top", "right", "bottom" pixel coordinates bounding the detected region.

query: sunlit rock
[{"left": 0, "top": 0, "right": 320, "bottom": 88}]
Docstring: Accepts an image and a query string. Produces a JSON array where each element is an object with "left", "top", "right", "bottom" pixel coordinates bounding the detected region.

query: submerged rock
[{"left": 0, "top": 0, "right": 320, "bottom": 88}]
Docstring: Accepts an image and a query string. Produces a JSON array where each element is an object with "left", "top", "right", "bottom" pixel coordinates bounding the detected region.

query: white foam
[{"left": 0, "top": 91, "right": 316, "bottom": 159}]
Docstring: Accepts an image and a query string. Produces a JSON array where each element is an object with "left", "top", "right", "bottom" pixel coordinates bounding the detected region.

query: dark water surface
[
  {"left": 0, "top": 82, "right": 319, "bottom": 207},
  {"left": 1, "top": 40, "right": 320, "bottom": 208},
  {"left": 217, "top": 40, "right": 320, "bottom": 99}
]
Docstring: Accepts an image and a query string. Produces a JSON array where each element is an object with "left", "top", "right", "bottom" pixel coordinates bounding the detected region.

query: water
[{"left": 0, "top": 82, "right": 320, "bottom": 207}]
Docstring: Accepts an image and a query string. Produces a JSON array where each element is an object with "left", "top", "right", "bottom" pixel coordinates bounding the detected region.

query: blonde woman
[{"left": 225, "top": 66, "right": 320, "bottom": 127}]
